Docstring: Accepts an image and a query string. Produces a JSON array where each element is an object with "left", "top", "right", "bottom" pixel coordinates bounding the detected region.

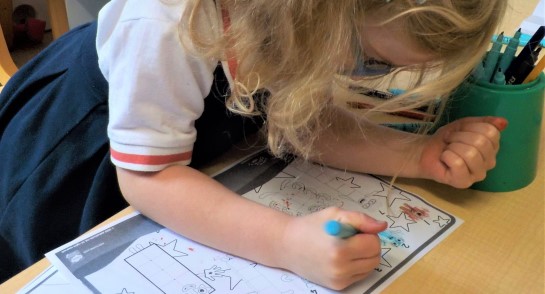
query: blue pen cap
[{"left": 324, "top": 220, "right": 342, "bottom": 236}]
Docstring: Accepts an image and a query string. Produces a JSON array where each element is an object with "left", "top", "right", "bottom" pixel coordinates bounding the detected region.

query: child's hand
[
  {"left": 419, "top": 116, "right": 507, "bottom": 188},
  {"left": 278, "top": 207, "right": 387, "bottom": 290}
]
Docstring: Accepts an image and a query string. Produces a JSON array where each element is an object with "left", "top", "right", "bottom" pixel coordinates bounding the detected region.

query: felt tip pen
[
  {"left": 349, "top": 85, "right": 393, "bottom": 100},
  {"left": 492, "top": 32, "right": 545, "bottom": 48},
  {"left": 505, "top": 26, "right": 545, "bottom": 84},
  {"left": 506, "top": 47, "right": 541, "bottom": 85},
  {"left": 324, "top": 220, "right": 359, "bottom": 238},
  {"left": 353, "top": 87, "right": 438, "bottom": 114},
  {"left": 470, "top": 62, "right": 486, "bottom": 81},
  {"left": 492, "top": 67, "right": 506, "bottom": 85},
  {"left": 324, "top": 220, "right": 389, "bottom": 241},
  {"left": 388, "top": 88, "right": 441, "bottom": 114},
  {"left": 387, "top": 88, "right": 406, "bottom": 96},
  {"left": 496, "top": 29, "right": 521, "bottom": 76},
  {"left": 346, "top": 101, "right": 436, "bottom": 120},
  {"left": 382, "top": 122, "right": 434, "bottom": 133},
  {"left": 482, "top": 32, "right": 504, "bottom": 82},
  {"left": 517, "top": 26, "right": 544, "bottom": 59}
]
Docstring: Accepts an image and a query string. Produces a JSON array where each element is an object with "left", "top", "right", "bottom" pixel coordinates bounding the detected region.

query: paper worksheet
[{"left": 34, "top": 150, "right": 461, "bottom": 293}]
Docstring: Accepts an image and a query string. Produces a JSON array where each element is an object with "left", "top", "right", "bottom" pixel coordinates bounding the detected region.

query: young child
[{"left": 0, "top": 0, "right": 507, "bottom": 289}]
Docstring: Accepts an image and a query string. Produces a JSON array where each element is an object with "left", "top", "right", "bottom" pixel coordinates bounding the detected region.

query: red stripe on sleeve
[{"left": 111, "top": 148, "right": 192, "bottom": 165}]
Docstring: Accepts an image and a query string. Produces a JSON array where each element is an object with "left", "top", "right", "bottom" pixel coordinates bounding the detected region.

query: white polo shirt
[{"left": 96, "top": 0, "right": 235, "bottom": 172}]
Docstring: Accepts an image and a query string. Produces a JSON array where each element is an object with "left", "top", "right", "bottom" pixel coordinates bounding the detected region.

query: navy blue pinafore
[{"left": 0, "top": 22, "right": 263, "bottom": 282}]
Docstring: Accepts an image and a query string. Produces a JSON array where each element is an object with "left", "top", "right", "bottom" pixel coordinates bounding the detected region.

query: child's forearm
[
  {"left": 116, "top": 165, "right": 292, "bottom": 268},
  {"left": 310, "top": 108, "right": 427, "bottom": 179}
]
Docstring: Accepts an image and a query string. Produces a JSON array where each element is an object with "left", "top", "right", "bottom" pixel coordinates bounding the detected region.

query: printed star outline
[
  {"left": 116, "top": 289, "right": 134, "bottom": 294},
  {"left": 380, "top": 248, "right": 392, "bottom": 268},
  {"left": 334, "top": 176, "right": 361, "bottom": 189},
  {"left": 433, "top": 215, "right": 450, "bottom": 228},
  {"left": 149, "top": 239, "right": 188, "bottom": 258},
  {"left": 387, "top": 211, "right": 417, "bottom": 232},
  {"left": 370, "top": 182, "right": 411, "bottom": 207}
]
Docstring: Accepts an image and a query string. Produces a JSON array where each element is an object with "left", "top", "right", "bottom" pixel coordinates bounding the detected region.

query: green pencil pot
[{"left": 441, "top": 73, "right": 545, "bottom": 192}]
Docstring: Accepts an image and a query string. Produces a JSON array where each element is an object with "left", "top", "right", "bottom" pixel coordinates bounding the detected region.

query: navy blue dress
[{"left": 0, "top": 22, "right": 263, "bottom": 282}]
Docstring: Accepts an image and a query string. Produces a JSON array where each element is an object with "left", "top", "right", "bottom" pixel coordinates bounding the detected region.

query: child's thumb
[{"left": 352, "top": 213, "right": 388, "bottom": 234}]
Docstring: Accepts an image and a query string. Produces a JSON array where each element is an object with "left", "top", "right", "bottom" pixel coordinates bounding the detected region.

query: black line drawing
[
  {"left": 125, "top": 244, "right": 215, "bottom": 294},
  {"left": 203, "top": 265, "right": 241, "bottom": 290},
  {"left": 182, "top": 283, "right": 214, "bottom": 294},
  {"left": 433, "top": 216, "right": 451, "bottom": 228},
  {"left": 275, "top": 171, "right": 297, "bottom": 179},
  {"left": 380, "top": 248, "right": 393, "bottom": 268},
  {"left": 387, "top": 211, "right": 417, "bottom": 232},
  {"left": 150, "top": 239, "right": 188, "bottom": 258},
  {"left": 45, "top": 150, "right": 460, "bottom": 294},
  {"left": 369, "top": 183, "right": 412, "bottom": 207}
]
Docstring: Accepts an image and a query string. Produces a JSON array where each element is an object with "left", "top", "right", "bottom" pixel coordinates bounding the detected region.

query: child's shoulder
[{"left": 99, "top": 0, "right": 190, "bottom": 24}]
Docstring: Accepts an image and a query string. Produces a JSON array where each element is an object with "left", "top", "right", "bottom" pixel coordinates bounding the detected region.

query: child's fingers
[
  {"left": 345, "top": 256, "right": 380, "bottom": 278},
  {"left": 442, "top": 142, "right": 487, "bottom": 182},
  {"left": 485, "top": 116, "right": 508, "bottom": 131},
  {"left": 439, "top": 149, "right": 475, "bottom": 188},
  {"left": 453, "top": 116, "right": 508, "bottom": 133},
  {"left": 326, "top": 266, "right": 376, "bottom": 291},
  {"left": 445, "top": 131, "right": 497, "bottom": 169},
  {"left": 459, "top": 122, "right": 501, "bottom": 147},
  {"left": 346, "top": 234, "right": 382, "bottom": 259},
  {"left": 323, "top": 242, "right": 380, "bottom": 290},
  {"left": 338, "top": 211, "right": 388, "bottom": 235}
]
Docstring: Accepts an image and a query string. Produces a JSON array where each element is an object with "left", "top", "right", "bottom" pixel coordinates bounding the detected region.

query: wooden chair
[
  {"left": 48, "top": 0, "right": 69, "bottom": 40},
  {"left": 0, "top": 0, "right": 69, "bottom": 86},
  {"left": 0, "top": 24, "right": 17, "bottom": 86}
]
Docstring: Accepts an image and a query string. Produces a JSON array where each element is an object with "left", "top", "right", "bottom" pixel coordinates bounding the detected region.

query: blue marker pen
[
  {"left": 324, "top": 220, "right": 389, "bottom": 241},
  {"left": 492, "top": 67, "right": 506, "bottom": 85},
  {"left": 386, "top": 88, "right": 406, "bottom": 96},
  {"left": 382, "top": 122, "right": 434, "bottom": 133},
  {"left": 492, "top": 67, "right": 505, "bottom": 85},
  {"left": 492, "top": 33, "right": 545, "bottom": 47},
  {"left": 482, "top": 32, "right": 504, "bottom": 82},
  {"left": 386, "top": 88, "right": 440, "bottom": 114},
  {"left": 471, "top": 61, "right": 486, "bottom": 81},
  {"left": 496, "top": 29, "right": 521, "bottom": 75},
  {"left": 324, "top": 220, "right": 358, "bottom": 238}
]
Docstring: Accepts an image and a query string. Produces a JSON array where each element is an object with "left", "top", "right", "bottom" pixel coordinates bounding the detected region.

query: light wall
[{"left": 65, "top": 0, "right": 108, "bottom": 29}]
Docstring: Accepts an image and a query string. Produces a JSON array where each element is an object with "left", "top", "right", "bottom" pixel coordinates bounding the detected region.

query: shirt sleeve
[{"left": 96, "top": 1, "right": 218, "bottom": 172}]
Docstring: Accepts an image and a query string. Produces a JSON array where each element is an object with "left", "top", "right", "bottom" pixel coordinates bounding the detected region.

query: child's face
[{"left": 359, "top": 16, "right": 436, "bottom": 72}]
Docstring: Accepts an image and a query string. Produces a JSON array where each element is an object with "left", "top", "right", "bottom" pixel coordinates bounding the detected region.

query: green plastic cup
[{"left": 441, "top": 73, "right": 545, "bottom": 192}]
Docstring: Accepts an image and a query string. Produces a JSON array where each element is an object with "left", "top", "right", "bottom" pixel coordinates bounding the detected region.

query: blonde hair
[{"left": 183, "top": 0, "right": 507, "bottom": 159}]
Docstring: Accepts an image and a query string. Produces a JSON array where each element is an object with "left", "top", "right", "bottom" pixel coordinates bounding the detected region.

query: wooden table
[
  {"left": 1, "top": 0, "right": 543, "bottom": 293},
  {"left": 1, "top": 141, "right": 543, "bottom": 293}
]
